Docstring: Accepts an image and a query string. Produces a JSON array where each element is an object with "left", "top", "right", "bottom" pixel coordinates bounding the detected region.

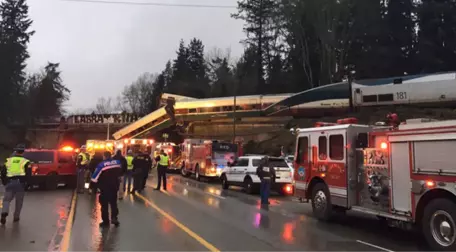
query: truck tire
[
  {"left": 45, "top": 173, "right": 58, "bottom": 190},
  {"left": 311, "top": 183, "right": 332, "bottom": 221},
  {"left": 244, "top": 177, "right": 254, "bottom": 194},
  {"left": 221, "top": 174, "right": 229, "bottom": 189},
  {"left": 422, "top": 198, "right": 456, "bottom": 251}
]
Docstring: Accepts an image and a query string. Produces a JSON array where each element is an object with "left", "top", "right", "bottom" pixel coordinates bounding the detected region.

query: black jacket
[
  {"left": 256, "top": 163, "right": 276, "bottom": 181},
  {"left": 113, "top": 153, "right": 128, "bottom": 175},
  {"left": 91, "top": 158, "right": 122, "bottom": 191},
  {"left": 133, "top": 153, "right": 152, "bottom": 175}
]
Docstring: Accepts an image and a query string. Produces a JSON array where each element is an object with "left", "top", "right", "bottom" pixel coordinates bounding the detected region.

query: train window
[
  {"left": 213, "top": 107, "right": 221, "bottom": 112},
  {"left": 378, "top": 93, "right": 394, "bottom": 102},
  {"left": 189, "top": 108, "right": 197, "bottom": 113},
  {"left": 362, "top": 95, "right": 377, "bottom": 103},
  {"left": 318, "top": 136, "right": 327, "bottom": 160},
  {"left": 329, "top": 135, "right": 344, "bottom": 160},
  {"left": 296, "top": 136, "right": 308, "bottom": 164},
  {"left": 393, "top": 78, "right": 403, "bottom": 84}
]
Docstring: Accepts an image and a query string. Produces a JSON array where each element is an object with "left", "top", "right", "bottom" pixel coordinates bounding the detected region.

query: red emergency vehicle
[
  {"left": 25, "top": 146, "right": 77, "bottom": 190},
  {"left": 155, "top": 142, "right": 180, "bottom": 172},
  {"left": 293, "top": 117, "right": 456, "bottom": 250},
  {"left": 180, "top": 139, "right": 238, "bottom": 181},
  {"left": 115, "top": 138, "right": 154, "bottom": 156}
]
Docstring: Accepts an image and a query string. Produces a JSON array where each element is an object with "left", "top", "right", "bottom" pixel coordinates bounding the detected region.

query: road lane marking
[
  {"left": 135, "top": 193, "right": 220, "bottom": 252},
  {"left": 60, "top": 190, "right": 77, "bottom": 252},
  {"left": 204, "top": 191, "right": 226, "bottom": 200},
  {"left": 356, "top": 240, "right": 394, "bottom": 252}
]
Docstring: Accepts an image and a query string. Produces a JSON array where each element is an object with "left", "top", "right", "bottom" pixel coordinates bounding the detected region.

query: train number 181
[{"left": 396, "top": 92, "right": 407, "bottom": 100}]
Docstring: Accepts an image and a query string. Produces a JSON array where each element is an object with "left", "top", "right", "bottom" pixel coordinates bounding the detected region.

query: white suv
[{"left": 220, "top": 155, "right": 294, "bottom": 195}]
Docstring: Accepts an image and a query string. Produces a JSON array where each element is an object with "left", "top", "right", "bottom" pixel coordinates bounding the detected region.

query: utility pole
[
  {"left": 257, "top": 0, "right": 264, "bottom": 93},
  {"left": 233, "top": 81, "right": 237, "bottom": 144}
]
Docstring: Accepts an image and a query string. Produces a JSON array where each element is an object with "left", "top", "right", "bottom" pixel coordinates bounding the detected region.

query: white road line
[
  {"left": 356, "top": 240, "right": 395, "bottom": 252},
  {"left": 204, "top": 191, "right": 226, "bottom": 200}
]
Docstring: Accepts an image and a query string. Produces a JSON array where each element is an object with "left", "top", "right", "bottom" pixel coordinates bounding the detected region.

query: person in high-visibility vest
[
  {"left": 155, "top": 149, "right": 170, "bottom": 191},
  {"left": 76, "top": 145, "right": 90, "bottom": 193},
  {"left": 0, "top": 144, "right": 31, "bottom": 225},
  {"left": 124, "top": 150, "right": 134, "bottom": 193}
]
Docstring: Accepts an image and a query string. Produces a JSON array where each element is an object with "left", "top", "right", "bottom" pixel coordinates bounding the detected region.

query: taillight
[
  {"left": 32, "top": 165, "right": 38, "bottom": 174},
  {"left": 284, "top": 184, "right": 293, "bottom": 194}
]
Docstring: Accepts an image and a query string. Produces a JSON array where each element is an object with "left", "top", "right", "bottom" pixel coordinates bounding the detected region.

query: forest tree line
[
  {"left": 0, "top": 0, "right": 70, "bottom": 126},
  {"left": 99, "top": 0, "right": 456, "bottom": 116}
]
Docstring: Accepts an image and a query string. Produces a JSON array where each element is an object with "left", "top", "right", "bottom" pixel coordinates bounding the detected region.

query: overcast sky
[{"left": 25, "top": 0, "right": 245, "bottom": 112}]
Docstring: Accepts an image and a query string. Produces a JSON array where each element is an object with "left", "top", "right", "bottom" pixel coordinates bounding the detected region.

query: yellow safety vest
[
  {"left": 78, "top": 153, "right": 89, "bottom": 165},
  {"left": 159, "top": 155, "right": 169, "bottom": 166},
  {"left": 5, "top": 156, "right": 29, "bottom": 177},
  {"left": 126, "top": 155, "right": 134, "bottom": 170}
]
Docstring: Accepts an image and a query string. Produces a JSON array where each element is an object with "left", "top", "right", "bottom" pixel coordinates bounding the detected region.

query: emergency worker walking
[
  {"left": 76, "top": 145, "right": 90, "bottom": 193},
  {"left": 0, "top": 144, "right": 31, "bottom": 225},
  {"left": 113, "top": 150, "right": 127, "bottom": 200},
  {"left": 124, "top": 150, "right": 134, "bottom": 192},
  {"left": 256, "top": 156, "right": 276, "bottom": 205},
  {"left": 155, "top": 149, "right": 169, "bottom": 191},
  {"left": 131, "top": 151, "right": 152, "bottom": 193},
  {"left": 91, "top": 151, "right": 122, "bottom": 227}
]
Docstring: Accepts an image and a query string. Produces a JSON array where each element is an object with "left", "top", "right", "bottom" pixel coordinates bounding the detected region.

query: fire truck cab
[
  {"left": 180, "top": 139, "right": 238, "bottom": 181},
  {"left": 294, "top": 118, "right": 456, "bottom": 250}
]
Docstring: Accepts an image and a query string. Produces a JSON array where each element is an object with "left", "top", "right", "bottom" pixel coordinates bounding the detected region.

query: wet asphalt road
[{"left": 0, "top": 174, "right": 426, "bottom": 251}]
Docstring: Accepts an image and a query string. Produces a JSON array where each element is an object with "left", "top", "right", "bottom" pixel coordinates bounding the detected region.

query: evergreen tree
[
  {"left": 232, "top": 0, "right": 278, "bottom": 94},
  {"left": 169, "top": 40, "right": 189, "bottom": 95},
  {"left": 385, "top": 0, "right": 415, "bottom": 76},
  {"left": 210, "top": 57, "right": 234, "bottom": 97},
  {"left": 186, "top": 38, "right": 210, "bottom": 98},
  {"left": 32, "top": 63, "right": 70, "bottom": 117},
  {"left": 416, "top": 0, "right": 456, "bottom": 73},
  {"left": 0, "top": 0, "right": 34, "bottom": 122}
]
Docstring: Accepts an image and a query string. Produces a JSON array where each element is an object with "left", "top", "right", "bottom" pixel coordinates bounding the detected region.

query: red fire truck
[
  {"left": 293, "top": 117, "right": 456, "bottom": 250},
  {"left": 180, "top": 139, "right": 238, "bottom": 181}
]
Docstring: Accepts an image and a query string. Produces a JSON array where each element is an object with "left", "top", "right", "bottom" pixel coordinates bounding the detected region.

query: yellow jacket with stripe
[{"left": 1, "top": 154, "right": 31, "bottom": 185}]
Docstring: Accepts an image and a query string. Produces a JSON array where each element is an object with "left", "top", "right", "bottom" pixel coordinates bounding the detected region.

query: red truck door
[
  {"left": 57, "top": 151, "right": 76, "bottom": 176},
  {"left": 294, "top": 135, "right": 311, "bottom": 198},
  {"left": 23, "top": 150, "right": 55, "bottom": 175}
]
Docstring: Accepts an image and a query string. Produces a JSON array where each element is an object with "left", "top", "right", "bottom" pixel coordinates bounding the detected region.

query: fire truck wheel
[
  {"left": 422, "top": 198, "right": 456, "bottom": 251},
  {"left": 311, "top": 183, "right": 332, "bottom": 221},
  {"left": 221, "top": 174, "right": 229, "bottom": 190}
]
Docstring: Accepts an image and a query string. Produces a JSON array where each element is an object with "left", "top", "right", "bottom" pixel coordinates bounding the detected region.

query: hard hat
[{"left": 14, "top": 144, "right": 26, "bottom": 152}]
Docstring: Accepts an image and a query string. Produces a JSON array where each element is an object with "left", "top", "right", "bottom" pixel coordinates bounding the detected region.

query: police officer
[
  {"left": 112, "top": 150, "right": 127, "bottom": 200},
  {"left": 131, "top": 151, "right": 152, "bottom": 193},
  {"left": 155, "top": 149, "right": 169, "bottom": 191},
  {"left": 0, "top": 144, "right": 31, "bottom": 225},
  {"left": 256, "top": 156, "right": 276, "bottom": 205},
  {"left": 91, "top": 151, "right": 122, "bottom": 228},
  {"left": 88, "top": 151, "right": 103, "bottom": 194},
  {"left": 76, "top": 145, "right": 90, "bottom": 193}
]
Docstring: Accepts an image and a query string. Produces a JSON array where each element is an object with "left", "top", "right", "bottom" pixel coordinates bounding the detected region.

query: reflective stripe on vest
[
  {"left": 6, "top": 156, "right": 28, "bottom": 177},
  {"left": 78, "top": 153, "right": 89, "bottom": 165},
  {"left": 159, "top": 155, "right": 169, "bottom": 166},
  {"left": 126, "top": 156, "right": 134, "bottom": 170}
]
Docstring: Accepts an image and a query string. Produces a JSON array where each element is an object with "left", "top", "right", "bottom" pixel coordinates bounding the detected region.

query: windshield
[
  {"left": 23, "top": 151, "right": 54, "bottom": 164},
  {"left": 213, "top": 152, "right": 235, "bottom": 167},
  {"left": 269, "top": 158, "right": 289, "bottom": 168}
]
